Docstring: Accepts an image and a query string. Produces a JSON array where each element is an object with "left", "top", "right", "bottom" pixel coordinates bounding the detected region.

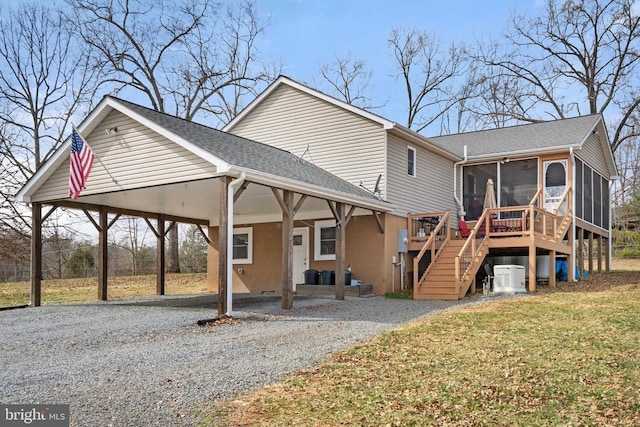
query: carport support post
[
  {"left": 218, "top": 176, "right": 230, "bottom": 316},
  {"left": 98, "top": 209, "right": 108, "bottom": 300},
  {"left": 335, "top": 202, "right": 346, "bottom": 300},
  {"left": 157, "top": 217, "right": 165, "bottom": 295},
  {"left": 282, "top": 190, "right": 294, "bottom": 309},
  {"left": 30, "top": 202, "right": 42, "bottom": 307}
]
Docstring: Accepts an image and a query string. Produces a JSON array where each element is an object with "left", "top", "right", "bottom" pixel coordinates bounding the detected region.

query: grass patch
[
  {"left": 384, "top": 288, "right": 413, "bottom": 299},
  {"left": 203, "top": 276, "right": 640, "bottom": 426},
  {"left": 0, "top": 273, "right": 208, "bottom": 307}
]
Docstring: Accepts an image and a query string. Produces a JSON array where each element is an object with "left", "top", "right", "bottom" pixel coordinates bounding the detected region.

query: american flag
[{"left": 68, "top": 127, "right": 95, "bottom": 199}]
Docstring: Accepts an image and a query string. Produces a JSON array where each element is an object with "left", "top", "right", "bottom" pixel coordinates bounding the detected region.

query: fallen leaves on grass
[{"left": 205, "top": 271, "right": 640, "bottom": 427}]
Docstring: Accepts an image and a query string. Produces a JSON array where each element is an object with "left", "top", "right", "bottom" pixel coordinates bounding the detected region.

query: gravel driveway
[{"left": 0, "top": 292, "right": 513, "bottom": 426}]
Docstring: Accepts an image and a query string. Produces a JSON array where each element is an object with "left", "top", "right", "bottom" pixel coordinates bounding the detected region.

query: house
[
  {"left": 223, "top": 76, "right": 616, "bottom": 299},
  {"left": 15, "top": 76, "right": 616, "bottom": 311}
]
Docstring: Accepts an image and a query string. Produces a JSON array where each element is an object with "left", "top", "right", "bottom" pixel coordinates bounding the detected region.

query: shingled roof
[
  {"left": 105, "top": 96, "right": 382, "bottom": 201},
  {"left": 429, "top": 115, "right": 603, "bottom": 158}
]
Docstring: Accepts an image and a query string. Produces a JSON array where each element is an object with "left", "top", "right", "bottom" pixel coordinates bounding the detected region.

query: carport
[{"left": 15, "top": 96, "right": 391, "bottom": 315}]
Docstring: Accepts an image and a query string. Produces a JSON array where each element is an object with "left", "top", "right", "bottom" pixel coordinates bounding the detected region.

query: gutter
[
  {"left": 226, "top": 171, "right": 246, "bottom": 316},
  {"left": 453, "top": 145, "right": 468, "bottom": 219}
]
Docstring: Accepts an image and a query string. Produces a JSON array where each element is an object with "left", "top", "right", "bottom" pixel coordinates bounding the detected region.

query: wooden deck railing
[
  {"left": 412, "top": 212, "right": 450, "bottom": 287},
  {"left": 455, "top": 209, "right": 490, "bottom": 287},
  {"left": 408, "top": 211, "right": 448, "bottom": 250}
]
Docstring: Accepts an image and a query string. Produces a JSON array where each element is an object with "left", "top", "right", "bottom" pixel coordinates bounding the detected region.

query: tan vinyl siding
[
  {"left": 229, "top": 85, "right": 387, "bottom": 195},
  {"left": 579, "top": 133, "right": 610, "bottom": 177},
  {"left": 386, "top": 134, "right": 456, "bottom": 216},
  {"left": 32, "top": 110, "right": 217, "bottom": 201}
]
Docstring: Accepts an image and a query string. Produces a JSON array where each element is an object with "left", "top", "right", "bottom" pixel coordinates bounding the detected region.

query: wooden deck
[{"left": 410, "top": 197, "right": 574, "bottom": 300}]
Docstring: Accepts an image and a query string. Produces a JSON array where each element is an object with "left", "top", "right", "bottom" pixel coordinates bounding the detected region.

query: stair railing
[
  {"left": 454, "top": 210, "right": 490, "bottom": 288},
  {"left": 413, "top": 211, "right": 450, "bottom": 288},
  {"left": 552, "top": 186, "right": 572, "bottom": 240}
]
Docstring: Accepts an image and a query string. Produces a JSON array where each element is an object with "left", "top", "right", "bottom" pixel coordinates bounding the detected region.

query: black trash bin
[
  {"left": 320, "top": 270, "right": 335, "bottom": 286},
  {"left": 345, "top": 270, "right": 352, "bottom": 286},
  {"left": 304, "top": 269, "right": 319, "bottom": 285}
]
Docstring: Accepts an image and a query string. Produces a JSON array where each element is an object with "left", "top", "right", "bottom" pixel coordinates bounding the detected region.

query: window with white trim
[
  {"left": 408, "top": 146, "right": 417, "bottom": 177},
  {"left": 232, "top": 227, "right": 253, "bottom": 264},
  {"left": 314, "top": 220, "right": 336, "bottom": 261}
]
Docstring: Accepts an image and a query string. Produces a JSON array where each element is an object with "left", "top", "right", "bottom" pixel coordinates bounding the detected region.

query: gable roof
[
  {"left": 16, "top": 96, "right": 390, "bottom": 211},
  {"left": 223, "top": 75, "right": 459, "bottom": 161},
  {"left": 109, "top": 97, "right": 386, "bottom": 199},
  {"left": 430, "top": 114, "right": 602, "bottom": 157}
]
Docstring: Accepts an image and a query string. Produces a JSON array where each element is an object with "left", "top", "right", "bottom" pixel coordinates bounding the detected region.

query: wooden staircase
[{"left": 413, "top": 239, "right": 471, "bottom": 300}]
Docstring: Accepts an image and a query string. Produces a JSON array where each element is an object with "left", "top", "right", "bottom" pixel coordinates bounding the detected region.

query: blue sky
[{"left": 254, "top": 0, "right": 544, "bottom": 126}]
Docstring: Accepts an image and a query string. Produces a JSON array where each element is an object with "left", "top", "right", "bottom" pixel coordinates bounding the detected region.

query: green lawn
[{"left": 202, "top": 273, "right": 640, "bottom": 426}]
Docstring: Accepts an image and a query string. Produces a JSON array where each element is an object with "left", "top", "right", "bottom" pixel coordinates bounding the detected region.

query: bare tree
[
  {"left": 180, "top": 225, "right": 208, "bottom": 273},
  {"left": 473, "top": 0, "right": 640, "bottom": 152},
  {"left": 0, "top": 3, "right": 99, "bottom": 237},
  {"left": 66, "top": 0, "right": 273, "bottom": 272},
  {"left": 388, "top": 28, "right": 464, "bottom": 132},
  {"left": 318, "top": 52, "right": 382, "bottom": 109}
]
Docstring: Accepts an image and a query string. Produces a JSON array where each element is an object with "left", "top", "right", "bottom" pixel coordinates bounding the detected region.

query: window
[
  {"left": 500, "top": 159, "right": 538, "bottom": 207},
  {"left": 594, "top": 175, "right": 602, "bottom": 227},
  {"left": 407, "top": 146, "right": 416, "bottom": 177},
  {"left": 462, "top": 163, "right": 497, "bottom": 219},
  {"left": 232, "top": 227, "right": 253, "bottom": 264},
  {"left": 575, "top": 158, "right": 583, "bottom": 218},
  {"left": 602, "top": 175, "right": 610, "bottom": 229},
  {"left": 462, "top": 159, "right": 538, "bottom": 219},
  {"left": 314, "top": 220, "right": 336, "bottom": 261},
  {"left": 575, "top": 157, "right": 610, "bottom": 230},
  {"left": 584, "top": 166, "right": 593, "bottom": 223}
]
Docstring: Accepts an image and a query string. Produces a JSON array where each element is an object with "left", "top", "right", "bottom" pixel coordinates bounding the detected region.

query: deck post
[
  {"left": 98, "top": 209, "right": 108, "bottom": 300},
  {"left": 528, "top": 245, "right": 536, "bottom": 292},
  {"left": 30, "top": 202, "right": 42, "bottom": 307},
  {"left": 578, "top": 227, "right": 584, "bottom": 278},
  {"left": 549, "top": 250, "right": 556, "bottom": 287},
  {"left": 334, "top": 202, "right": 346, "bottom": 300},
  {"left": 281, "top": 190, "right": 295, "bottom": 309},
  {"left": 596, "top": 235, "right": 603, "bottom": 273},
  {"left": 588, "top": 232, "right": 594, "bottom": 274},
  {"left": 156, "top": 217, "right": 165, "bottom": 295},
  {"left": 605, "top": 237, "right": 610, "bottom": 272},
  {"left": 218, "top": 176, "right": 230, "bottom": 316},
  {"left": 567, "top": 224, "right": 575, "bottom": 283}
]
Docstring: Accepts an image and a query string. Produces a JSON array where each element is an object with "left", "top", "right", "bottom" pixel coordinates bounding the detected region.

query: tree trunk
[{"left": 167, "top": 226, "right": 180, "bottom": 273}]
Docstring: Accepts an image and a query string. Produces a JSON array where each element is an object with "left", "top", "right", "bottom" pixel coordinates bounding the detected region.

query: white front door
[
  {"left": 292, "top": 227, "right": 309, "bottom": 291},
  {"left": 543, "top": 160, "right": 568, "bottom": 214}
]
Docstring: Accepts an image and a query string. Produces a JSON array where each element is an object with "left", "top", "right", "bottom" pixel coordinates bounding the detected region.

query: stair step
[
  {"left": 413, "top": 292, "right": 460, "bottom": 301},
  {"left": 415, "top": 283, "right": 458, "bottom": 292}
]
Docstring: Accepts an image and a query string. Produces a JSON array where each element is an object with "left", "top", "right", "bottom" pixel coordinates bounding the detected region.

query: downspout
[
  {"left": 226, "top": 171, "right": 246, "bottom": 316},
  {"left": 453, "top": 145, "right": 468, "bottom": 219}
]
